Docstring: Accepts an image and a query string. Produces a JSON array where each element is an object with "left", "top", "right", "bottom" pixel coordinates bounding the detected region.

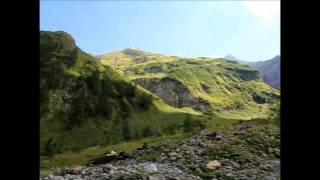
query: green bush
[
  {"left": 183, "top": 114, "right": 193, "bottom": 132},
  {"left": 142, "top": 126, "right": 154, "bottom": 137}
]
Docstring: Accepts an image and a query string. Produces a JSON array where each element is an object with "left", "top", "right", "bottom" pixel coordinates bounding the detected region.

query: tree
[
  {"left": 44, "top": 138, "right": 60, "bottom": 156},
  {"left": 136, "top": 93, "right": 152, "bottom": 110},
  {"left": 142, "top": 126, "right": 153, "bottom": 137},
  {"left": 183, "top": 114, "right": 193, "bottom": 133},
  {"left": 122, "top": 119, "right": 132, "bottom": 141},
  {"left": 86, "top": 71, "right": 101, "bottom": 95},
  {"left": 166, "top": 125, "right": 177, "bottom": 135}
]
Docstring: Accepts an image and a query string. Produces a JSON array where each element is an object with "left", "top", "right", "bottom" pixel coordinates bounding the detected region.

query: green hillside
[
  {"left": 98, "top": 48, "right": 280, "bottom": 119},
  {"left": 40, "top": 31, "right": 205, "bottom": 155}
]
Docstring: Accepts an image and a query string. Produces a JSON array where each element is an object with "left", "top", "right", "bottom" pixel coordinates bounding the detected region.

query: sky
[{"left": 40, "top": 0, "right": 280, "bottom": 61}]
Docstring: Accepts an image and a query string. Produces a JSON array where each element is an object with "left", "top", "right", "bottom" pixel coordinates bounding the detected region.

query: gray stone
[
  {"left": 270, "top": 161, "right": 280, "bottom": 172},
  {"left": 231, "top": 161, "right": 241, "bottom": 170},
  {"left": 49, "top": 176, "right": 64, "bottom": 180},
  {"left": 144, "top": 163, "right": 158, "bottom": 173},
  {"left": 149, "top": 175, "right": 160, "bottom": 180},
  {"left": 268, "top": 147, "right": 274, "bottom": 153},
  {"left": 264, "top": 176, "right": 276, "bottom": 180}
]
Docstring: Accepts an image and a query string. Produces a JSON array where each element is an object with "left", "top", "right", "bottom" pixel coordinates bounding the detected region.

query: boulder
[{"left": 207, "top": 160, "right": 222, "bottom": 169}]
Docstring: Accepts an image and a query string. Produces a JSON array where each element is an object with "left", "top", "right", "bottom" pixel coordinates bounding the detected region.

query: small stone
[
  {"left": 144, "top": 163, "right": 158, "bottom": 173},
  {"left": 264, "top": 176, "right": 276, "bottom": 180},
  {"left": 215, "top": 135, "right": 223, "bottom": 140},
  {"left": 103, "top": 163, "right": 113, "bottom": 169},
  {"left": 170, "top": 156, "right": 177, "bottom": 161},
  {"left": 260, "top": 164, "right": 270, "bottom": 171},
  {"left": 149, "top": 175, "right": 160, "bottom": 180},
  {"left": 226, "top": 173, "right": 234, "bottom": 177},
  {"left": 109, "top": 169, "right": 115, "bottom": 175},
  {"left": 199, "top": 142, "right": 206, "bottom": 147},
  {"left": 49, "top": 176, "right": 64, "bottom": 180},
  {"left": 196, "top": 150, "right": 205, "bottom": 156},
  {"left": 159, "top": 156, "right": 167, "bottom": 161},
  {"left": 168, "top": 152, "right": 178, "bottom": 157},
  {"left": 262, "top": 153, "right": 268, "bottom": 158},
  {"left": 110, "top": 150, "right": 116, "bottom": 154},
  {"left": 185, "top": 151, "right": 192, "bottom": 154},
  {"left": 231, "top": 161, "right": 241, "bottom": 170},
  {"left": 268, "top": 147, "right": 274, "bottom": 153},
  {"left": 270, "top": 161, "right": 280, "bottom": 172},
  {"left": 207, "top": 160, "right": 222, "bottom": 169}
]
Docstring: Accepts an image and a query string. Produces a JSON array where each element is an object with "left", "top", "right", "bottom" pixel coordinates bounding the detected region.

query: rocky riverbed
[{"left": 40, "top": 122, "right": 280, "bottom": 180}]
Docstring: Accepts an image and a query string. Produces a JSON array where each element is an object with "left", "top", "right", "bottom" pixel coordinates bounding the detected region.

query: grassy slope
[
  {"left": 40, "top": 33, "right": 280, "bottom": 172},
  {"left": 98, "top": 50, "right": 280, "bottom": 120},
  {"left": 40, "top": 115, "right": 239, "bottom": 173},
  {"left": 40, "top": 32, "right": 210, "bottom": 168}
]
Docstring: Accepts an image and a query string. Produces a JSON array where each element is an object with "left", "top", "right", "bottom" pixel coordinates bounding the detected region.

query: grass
[
  {"left": 107, "top": 55, "right": 279, "bottom": 120},
  {"left": 40, "top": 132, "right": 192, "bottom": 173}
]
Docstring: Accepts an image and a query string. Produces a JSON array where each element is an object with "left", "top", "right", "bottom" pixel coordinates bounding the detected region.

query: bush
[
  {"left": 122, "top": 119, "right": 132, "bottom": 141},
  {"left": 44, "top": 138, "right": 61, "bottom": 156},
  {"left": 135, "top": 93, "right": 153, "bottom": 110},
  {"left": 183, "top": 114, "right": 193, "bottom": 133},
  {"left": 142, "top": 126, "right": 154, "bottom": 137}
]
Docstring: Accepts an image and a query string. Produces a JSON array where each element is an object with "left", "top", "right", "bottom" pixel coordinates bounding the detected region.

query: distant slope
[
  {"left": 98, "top": 49, "right": 280, "bottom": 120},
  {"left": 40, "top": 31, "right": 203, "bottom": 155},
  {"left": 251, "top": 55, "right": 280, "bottom": 89}
]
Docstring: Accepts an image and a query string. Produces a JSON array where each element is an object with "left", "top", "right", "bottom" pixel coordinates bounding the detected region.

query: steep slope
[
  {"left": 250, "top": 55, "right": 280, "bottom": 89},
  {"left": 40, "top": 31, "right": 204, "bottom": 155},
  {"left": 98, "top": 49, "right": 280, "bottom": 120}
]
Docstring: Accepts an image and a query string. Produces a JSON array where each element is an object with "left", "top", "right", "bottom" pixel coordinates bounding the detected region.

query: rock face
[
  {"left": 233, "top": 69, "right": 260, "bottom": 81},
  {"left": 134, "top": 77, "right": 209, "bottom": 111},
  {"left": 144, "top": 66, "right": 164, "bottom": 74}
]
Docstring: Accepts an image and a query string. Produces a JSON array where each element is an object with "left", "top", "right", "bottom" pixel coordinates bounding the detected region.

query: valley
[{"left": 40, "top": 31, "right": 280, "bottom": 180}]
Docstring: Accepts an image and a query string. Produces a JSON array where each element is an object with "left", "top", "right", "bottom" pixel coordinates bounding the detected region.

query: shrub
[
  {"left": 183, "top": 114, "right": 193, "bottom": 133},
  {"left": 142, "top": 126, "right": 154, "bottom": 137}
]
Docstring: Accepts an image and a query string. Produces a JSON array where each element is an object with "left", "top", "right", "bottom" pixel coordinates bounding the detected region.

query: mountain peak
[
  {"left": 122, "top": 47, "right": 145, "bottom": 57},
  {"left": 273, "top": 55, "right": 280, "bottom": 60},
  {"left": 224, "top": 54, "right": 239, "bottom": 61}
]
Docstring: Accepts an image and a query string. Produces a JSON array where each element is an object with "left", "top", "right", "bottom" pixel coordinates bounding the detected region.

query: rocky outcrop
[
  {"left": 233, "top": 69, "right": 260, "bottom": 81},
  {"left": 144, "top": 66, "right": 164, "bottom": 74},
  {"left": 133, "top": 77, "right": 209, "bottom": 111}
]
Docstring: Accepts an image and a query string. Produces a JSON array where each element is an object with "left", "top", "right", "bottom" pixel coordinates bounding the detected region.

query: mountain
[
  {"left": 40, "top": 31, "right": 203, "bottom": 155},
  {"left": 224, "top": 54, "right": 239, "bottom": 61},
  {"left": 40, "top": 31, "right": 280, "bottom": 173},
  {"left": 234, "top": 56, "right": 280, "bottom": 89},
  {"left": 98, "top": 48, "right": 280, "bottom": 120},
  {"left": 250, "top": 55, "right": 280, "bottom": 89}
]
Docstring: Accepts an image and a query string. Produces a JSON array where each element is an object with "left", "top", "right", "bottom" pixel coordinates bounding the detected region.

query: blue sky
[{"left": 40, "top": 0, "right": 280, "bottom": 61}]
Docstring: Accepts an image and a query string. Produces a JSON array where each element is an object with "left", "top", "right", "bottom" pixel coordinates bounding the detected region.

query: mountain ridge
[{"left": 98, "top": 48, "right": 280, "bottom": 120}]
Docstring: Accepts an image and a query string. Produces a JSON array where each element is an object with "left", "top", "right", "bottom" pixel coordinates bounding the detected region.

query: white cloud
[{"left": 244, "top": 0, "right": 280, "bottom": 25}]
